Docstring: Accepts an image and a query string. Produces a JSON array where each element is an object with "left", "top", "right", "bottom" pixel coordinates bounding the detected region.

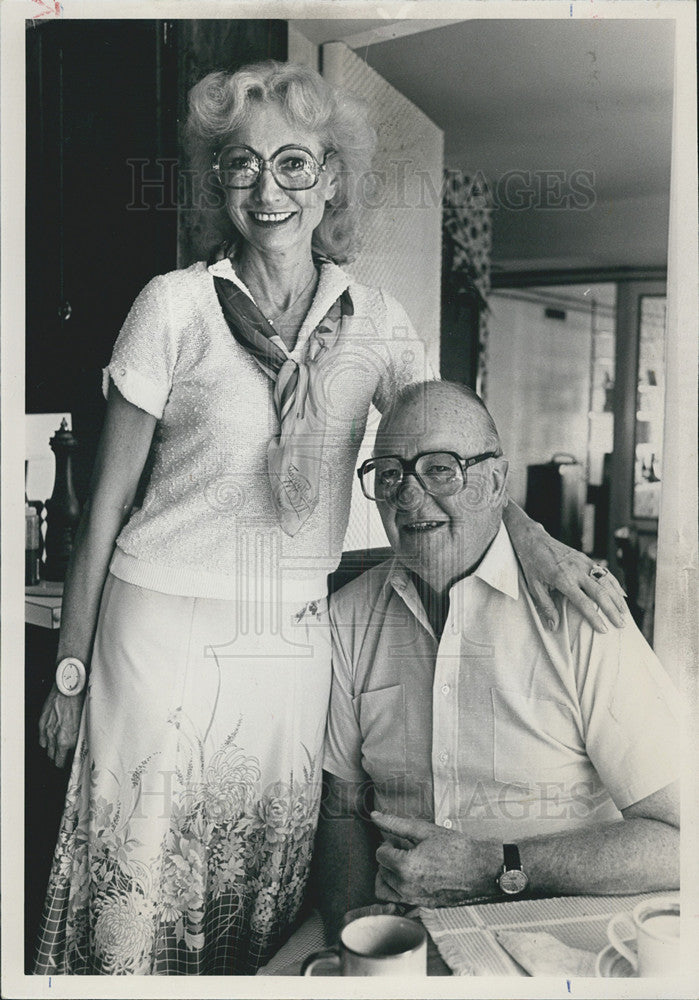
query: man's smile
[{"left": 401, "top": 520, "right": 448, "bottom": 534}]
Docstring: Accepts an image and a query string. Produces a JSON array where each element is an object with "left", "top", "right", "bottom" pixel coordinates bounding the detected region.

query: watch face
[
  {"left": 62, "top": 662, "right": 80, "bottom": 692},
  {"left": 499, "top": 868, "right": 528, "bottom": 895}
]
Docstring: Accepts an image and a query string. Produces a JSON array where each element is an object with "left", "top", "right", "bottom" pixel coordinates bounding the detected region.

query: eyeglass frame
[
  {"left": 357, "top": 449, "right": 502, "bottom": 502},
  {"left": 212, "top": 142, "right": 335, "bottom": 190}
]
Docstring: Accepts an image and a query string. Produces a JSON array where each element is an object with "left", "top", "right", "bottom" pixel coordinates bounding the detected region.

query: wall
[
  {"left": 287, "top": 23, "right": 318, "bottom": 70},
  {"left": 321, "top": 42, "right": 443, "bottom": 549},
  {"left": 322, "top": 42, "right": 442, "bottom": 368},
  {"left": 486, "top": 292, "right": 595, "bottom": 509}
]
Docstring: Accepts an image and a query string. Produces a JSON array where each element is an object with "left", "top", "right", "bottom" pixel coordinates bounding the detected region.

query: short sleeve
[
  {"left": 571, "top": 611, "right": 681, "bottom": 810},
  {"left": 323, "top": 601, "right": 367, "bottom": 782},
  {"left": 102, "top": 276, "right": 178, "bottom": 419},
  {"left": 372, "top": 291, "right": 434, "bottom": 413}
]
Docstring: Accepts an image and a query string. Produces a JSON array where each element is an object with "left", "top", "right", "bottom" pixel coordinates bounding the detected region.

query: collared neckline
[
  {"left": 385, "top": 558, "right": 435, "bottom": 639},
  {"left": 386, "top": 520, "right": 520, "bottom": 616},
  {"left": 207, "top": 256, "right": 351, "bottom": 361},
  {"left": 465, "top": 521, "right": 520, "bottom": 601}
]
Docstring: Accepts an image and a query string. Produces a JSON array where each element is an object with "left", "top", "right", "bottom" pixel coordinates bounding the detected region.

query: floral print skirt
[{"left": 33, "top": 574, "right": 331, "bottom": 975}]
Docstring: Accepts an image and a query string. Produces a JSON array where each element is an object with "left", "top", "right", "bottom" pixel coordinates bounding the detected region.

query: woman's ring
[{"left": 589, "top": 565, "right": 609, "bottom": 581}]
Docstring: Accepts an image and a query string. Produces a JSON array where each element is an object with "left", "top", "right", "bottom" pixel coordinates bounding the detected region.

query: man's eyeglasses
[
  {"left": 357, "top": 450, "right": 501, "bottom": 502},
  {"left": 212, "top": 143, "right": 334, "bottom": 191}
]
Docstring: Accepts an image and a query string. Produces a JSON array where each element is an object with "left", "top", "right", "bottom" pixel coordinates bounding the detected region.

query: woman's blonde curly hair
[{"left": 185, "top": 60, "right": 377, "bottom": 264}]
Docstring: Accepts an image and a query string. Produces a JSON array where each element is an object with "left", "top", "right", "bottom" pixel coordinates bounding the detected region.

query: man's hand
[
  {"left": 372, "top": 812, "right": 500, "bottom": 908},
  {"left": 39, "top": 683, "right": 84, "bottom": 768}
]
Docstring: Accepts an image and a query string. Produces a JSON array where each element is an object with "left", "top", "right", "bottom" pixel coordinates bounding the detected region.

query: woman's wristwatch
[{"left": 55, "top": 657, "right": 87, "bottom": 696}]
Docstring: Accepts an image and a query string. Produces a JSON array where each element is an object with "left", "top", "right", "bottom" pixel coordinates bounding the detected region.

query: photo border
[{"left": 2, "top": 2, "right": 697, "bottom": 997}]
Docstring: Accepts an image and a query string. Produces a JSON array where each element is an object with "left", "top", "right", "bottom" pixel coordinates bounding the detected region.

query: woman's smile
[{"left": 248, "top": 209, "right": 298, "bottom": 227}]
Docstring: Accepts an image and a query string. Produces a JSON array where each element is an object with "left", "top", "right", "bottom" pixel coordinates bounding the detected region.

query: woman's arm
[
  {"left": 38, "top": 382, "right": 157, "bottom": 766},
  {"left": 502, "top": 501, "right": 627, "bottom": 634}
]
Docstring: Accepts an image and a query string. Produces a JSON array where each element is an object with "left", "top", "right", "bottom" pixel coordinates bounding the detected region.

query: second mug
[{"left": 606, "top": 897, "right": 680, "bottom": 976}]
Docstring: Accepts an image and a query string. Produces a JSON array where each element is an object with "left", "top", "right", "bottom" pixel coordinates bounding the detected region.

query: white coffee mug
[
  {"left": 607, "top": 897, "right": 680, "bottom": 976},
  {"left": 302, "top": 914, "right": 427, "bottom": 976}
]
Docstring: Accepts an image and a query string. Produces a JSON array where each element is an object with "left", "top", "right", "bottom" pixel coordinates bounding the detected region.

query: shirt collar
[
  {"left": 207, "top": 256, "right": 352, "bottom": 359},
  {"left": 384, "top": 558, "right": 434, "bottom": 638},
  {"left": 468, "top": 521, "right": 520, "bottom": 601},
  {"left": 386, "top": 520, "right": 519, "bottom": 608},
  {"left": 385, "top": 556, "right": 410, "bottom": 595}
]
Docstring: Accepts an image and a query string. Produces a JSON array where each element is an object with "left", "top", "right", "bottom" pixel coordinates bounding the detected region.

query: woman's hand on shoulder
[
  {"left": 527, "top": 529, "right": 627, "bottom": 633},
  {"left": 39, "top": 683, "right": 84, "bottom": 768},
  {"left": 503, "top": 503, "right": 627, "bottom": 633}
]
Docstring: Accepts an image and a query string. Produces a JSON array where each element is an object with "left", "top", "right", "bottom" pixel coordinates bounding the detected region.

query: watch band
[{"left": 503, "top": 843, "right": 521, "bottom": 871}]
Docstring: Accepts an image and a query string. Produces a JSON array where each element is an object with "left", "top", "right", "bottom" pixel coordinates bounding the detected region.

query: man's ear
[{"left": 489, "top": 458, "right": 509, "bottom": 509}]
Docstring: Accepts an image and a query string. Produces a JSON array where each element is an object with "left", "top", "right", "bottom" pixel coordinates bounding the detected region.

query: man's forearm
[
  {"left": 372, "top": 800, "right": 679, "bottom": 908},
  {"left": 519, "top": 817, "right": 679, "bottom": 896}
]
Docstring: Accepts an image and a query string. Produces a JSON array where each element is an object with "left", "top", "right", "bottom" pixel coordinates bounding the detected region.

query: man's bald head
[{"left": 377, "top": 380, "right": 503, "bottom": 459}]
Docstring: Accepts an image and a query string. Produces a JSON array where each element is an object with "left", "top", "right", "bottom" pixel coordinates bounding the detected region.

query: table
[
  {"left": 259, "top": 891, "right": 677, "bottom": 977},
  {"left": 419, "top": 891, "right": 673, "bottom": 976}
]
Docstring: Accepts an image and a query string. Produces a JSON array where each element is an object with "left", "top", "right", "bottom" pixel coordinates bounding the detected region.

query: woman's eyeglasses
[
  {"left": 357, "top": 450, "right": 501, "bottom": 502},
  {"left": 213, "top": 144, "right": 334, "bottom": 191}
]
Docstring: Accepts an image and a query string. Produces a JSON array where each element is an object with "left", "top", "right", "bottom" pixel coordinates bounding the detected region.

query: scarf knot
[{"left": 213, "top": 270, "right": 352, "bottom": 536}]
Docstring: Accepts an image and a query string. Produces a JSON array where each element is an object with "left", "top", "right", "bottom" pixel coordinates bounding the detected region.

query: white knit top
[{"left": 103, "top": 259, "right": 429, "bottom": 604}]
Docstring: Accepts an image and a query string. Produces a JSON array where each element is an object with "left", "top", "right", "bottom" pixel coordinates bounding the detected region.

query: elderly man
[{"left": 315, "top": 380, "right": 679, "bottom": 935}]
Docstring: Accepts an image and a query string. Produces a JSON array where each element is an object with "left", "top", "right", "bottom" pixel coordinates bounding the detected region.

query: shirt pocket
[
  {"left": 354, "top": 685, "right": 407, "bottom": 782},
  {"left": 491, "top": 686, "right": 582, "bottom": 790}
]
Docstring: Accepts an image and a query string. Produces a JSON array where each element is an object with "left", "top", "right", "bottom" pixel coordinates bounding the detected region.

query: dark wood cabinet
[{"left": 26, "top": 19, "right": 180, "bottom": 500}]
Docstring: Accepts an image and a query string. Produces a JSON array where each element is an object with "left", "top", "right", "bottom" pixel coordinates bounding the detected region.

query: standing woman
[{"left": 34, "top": 61, "right": 626, "bottom": 976}]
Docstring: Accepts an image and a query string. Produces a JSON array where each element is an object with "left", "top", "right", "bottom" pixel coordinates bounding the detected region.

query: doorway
[{"left": 487, "top": 278, "right": 666, "bottom": 643}]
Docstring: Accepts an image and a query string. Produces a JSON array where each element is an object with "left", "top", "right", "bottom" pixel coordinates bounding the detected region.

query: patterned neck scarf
[{"left": 213, "top": 259, "right": 353, "bottom": 537}]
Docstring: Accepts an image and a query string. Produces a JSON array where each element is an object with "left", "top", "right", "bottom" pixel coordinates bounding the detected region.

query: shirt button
[
  {"left": 442, "top": 818, "right": 453, "bottom": 829},
  {"left": 439, "top": 750, "right": 448, "bottom": 763},
  {"left": 441, "top": 684, "right": 450, "bottom": 695}
]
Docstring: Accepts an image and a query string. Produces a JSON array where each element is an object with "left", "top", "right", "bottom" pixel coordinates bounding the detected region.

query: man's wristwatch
[
  {"left": 55, "top": 657, "right": 87, "bottom": 697},
  {"left": 496, "top": 843, "right": 529, "bottom": 897}
]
